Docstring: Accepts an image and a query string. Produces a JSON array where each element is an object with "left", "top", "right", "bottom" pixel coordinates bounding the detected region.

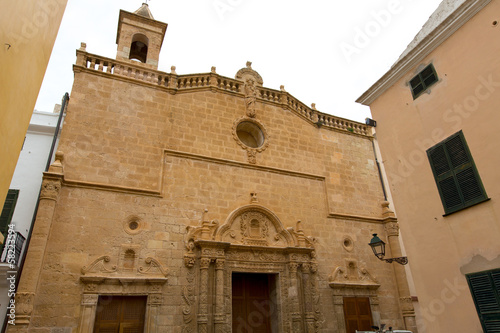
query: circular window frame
[
  {"left": 232, "top": 117, "right": 270, "bottom": 153},
  {"left": 342, "top": 235, "right": 354, "bottom": 252},
  {"left": 124, "top": 216, "right": 143, "bottom": 235}
]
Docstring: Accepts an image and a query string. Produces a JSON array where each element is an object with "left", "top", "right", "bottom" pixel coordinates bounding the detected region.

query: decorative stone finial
[
  {"left": 280, "top": 85, "right": 286, "bottom": 92},
  {"left": 80, "top": 42, "right": 87, "bottom": 51},
  {"left": 382, "top": 201, "right": 395, "bottom": 218},
  {"left": 246, "top": 61, "right": 252, "bottom": 69},
  {"left": 296, "top": 220, "right": 303, "bottom": 233},
  {"left": 170, "top": 66, "right": 177, "bottom": 74},
  {"left": 48, "top": 151, "right": 64, "bottom": 174},
  {"left": 211, "top": 66, "right": 216, "bottom": 73},
  {"left": 311, "top": 103, "right": 317, "bottom": 110}
]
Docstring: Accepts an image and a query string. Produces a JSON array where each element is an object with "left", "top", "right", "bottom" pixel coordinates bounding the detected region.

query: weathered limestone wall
[{"left": 15, "top": 61, "right": 410, "bottom": 332}]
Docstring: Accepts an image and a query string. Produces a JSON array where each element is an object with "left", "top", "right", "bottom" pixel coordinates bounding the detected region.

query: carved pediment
[
  {"left": 215, "top": 205, "right": 295, "bottom": 247},
  {"left": 81, "top": 249, "right": 168, "bottom": 279},
  {"left": 328, "top": 259, "right": 379, "bottom": 289}
]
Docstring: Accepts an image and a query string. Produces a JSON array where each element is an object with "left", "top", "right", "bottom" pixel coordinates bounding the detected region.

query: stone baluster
[
  {"left": 106, "top": 61, "right": 113, "bottom": 73},
  {"left": 198, "top": 257, "right": 211, "bottom": 333},
  {"left": 214, "top": 259, "right": 225, "bottom": 333}
]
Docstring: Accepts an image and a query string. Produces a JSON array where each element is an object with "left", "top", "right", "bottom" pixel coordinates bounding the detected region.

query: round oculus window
[{"left": 236, "top": 121, "right": 265, "bottom": 148}]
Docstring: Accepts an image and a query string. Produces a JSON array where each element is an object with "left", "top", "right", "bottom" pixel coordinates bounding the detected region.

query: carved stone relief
[
  {"left": 78, "top": 248, "right": 168, "bottom": 333},
  {"left": 183, "top": 204, "right": 321, "bottom": 332}
]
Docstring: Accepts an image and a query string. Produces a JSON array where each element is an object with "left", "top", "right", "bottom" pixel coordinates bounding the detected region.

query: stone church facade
[{"left": 10, "top": 5, "right": 417, "bottom": 333}]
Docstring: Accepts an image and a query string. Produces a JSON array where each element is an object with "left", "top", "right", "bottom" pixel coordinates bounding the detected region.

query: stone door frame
[{"left": 184, "top": 204, "right": 321, "bottom": 333}]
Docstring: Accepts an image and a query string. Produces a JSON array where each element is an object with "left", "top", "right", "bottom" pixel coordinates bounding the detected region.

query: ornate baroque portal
[{"left": 183, "top": 204, "right": 321, "bottom": 333}]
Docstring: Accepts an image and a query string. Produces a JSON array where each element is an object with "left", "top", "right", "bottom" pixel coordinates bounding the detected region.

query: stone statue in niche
[{"left": 244, "top": 78, "right": 257, "bottom": 118}]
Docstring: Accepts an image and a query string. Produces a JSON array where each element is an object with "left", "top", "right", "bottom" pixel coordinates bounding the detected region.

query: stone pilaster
[
  {"left": 289, "top": 262, "right": 303, "bottom": 333},
  {"left": 78, "top": 294, "right": 99, "bottom": 333},
  {"left": 214, "top": 259, "right": 226, "bottom": 333},
  {"left": 11, "top": 155, "right": 64, "bottom": 329},
  {"left": 302, "top": 263, "right": 315, "bottom": 333},
  {"left": 198, "top": 257, "right": 211, "bottom": 333},
  {"left": 385, "top": 220, "right": 418, "bottom": 333}
]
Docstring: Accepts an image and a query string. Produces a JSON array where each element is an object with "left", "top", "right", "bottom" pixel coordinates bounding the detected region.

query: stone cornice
[
  {"left": 356, "top": 0, "right": 491, "bottom": 106},
  {"left": 328, "top": 212, "right": 398, "bottom": 224}
]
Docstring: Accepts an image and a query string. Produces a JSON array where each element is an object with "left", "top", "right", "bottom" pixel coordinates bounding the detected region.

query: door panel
[
  {"left": 94, "top": 296, "right": 147, "bottom": 333},
  {"left": 232, "top": 273, "right": 273, "bottom": 333},
  {"left": 343, "top": 297, "right": 373, "bottom": 333}
]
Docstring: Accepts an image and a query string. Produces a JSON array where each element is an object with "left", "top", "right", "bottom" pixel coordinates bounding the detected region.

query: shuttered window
[
  {"left": 467, "top": 269, "right": 500, "bottom": 332},
  {"left": 427, "top": 131, "right": 488, "bottom": 215},
  {"left": 410, "top": 64, "right": 438, "bottom": 99},
  {"left": 0, "top": 190, "right": 19, "bottom": 254}
]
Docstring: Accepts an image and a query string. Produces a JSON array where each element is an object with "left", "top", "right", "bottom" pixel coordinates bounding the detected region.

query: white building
[{"left": 0, "top": 105, "right": 64, "bottom": 328}]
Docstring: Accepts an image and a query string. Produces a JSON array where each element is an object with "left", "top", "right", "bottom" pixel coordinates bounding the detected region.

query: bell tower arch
[{"left": 115, "top": 3, "right": 167, "bottom": 69}]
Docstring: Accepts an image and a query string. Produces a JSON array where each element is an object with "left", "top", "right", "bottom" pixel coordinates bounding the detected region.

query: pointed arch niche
[{"left": 183, "top": 204, "right": 321, "bottom": 333}]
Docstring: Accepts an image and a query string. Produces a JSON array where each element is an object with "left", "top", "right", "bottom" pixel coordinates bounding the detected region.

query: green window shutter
[
  {"left": 0, "top": 189, "right": 19, "bottom": 237},
  {"left": 427, "top": 131, "right": 488, "bottom": 215},
  {"left": 467, "top": 269, "right": 500, "bottom": 332},
  {"left": 410, "top": 64, "right": 438, "bottom": 99}
]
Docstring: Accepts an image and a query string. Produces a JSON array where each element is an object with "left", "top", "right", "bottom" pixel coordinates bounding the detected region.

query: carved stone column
[
  {"left": 385, "top": 221, "right": 418, "bottom": 333},
  {"left": 13, "top": 156, "right": 63, "bottom": 328},
  {"left": 310, "top": 262, "right": 320, "bottom": 333},
  {"left": 302, "top": 263, "right": 315, "bottom": 333},
  {"left": 78, "top": 294, "right": 99, "bottom": 333},
  {"left": 198, "top": 258, "right": 211, "bottom": 333},
  {"left": 289, "top": 262, "right": 303, "bottom": 333},
  {"left": 214, "top": 259, "right": 226, "bottom": 333}
]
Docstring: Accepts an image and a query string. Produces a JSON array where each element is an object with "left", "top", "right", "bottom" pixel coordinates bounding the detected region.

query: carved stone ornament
[
  {"left": 182, "top": 204, "right": 320, "bottom": 333},
  {"left": 81, "top": 255, "right": 117, "bottom": 275},
  {"left": 215, "top": 205, "right": 295, "bottom": 247},
  {"left": 400, "top": 296, "right": 415, "bottom": 313},
  {"left": 40, "top": 178, "right": 62, "bottom": 201},
  {"left": 148, "top": 294, "right": 163, "bottom": 305},
  {"left": 235, "top": 61, "right": 264, "bottom": 86},
  {"left": 329, "top": 259, "right": 380, "bottom": 289},
  {"left": 385, "top": 221, "right": 400, "bottom": 237},
  {"left": 182, "top": 270, "right": 196, "bottom": 333},
  {"left": 138, "top": 257, "right": 168, "bottom": 277},
  {"left": 81, "top": 253, "right": 168, "bottom": 278},
  {"left": 14, "top": 292, "right": 35, "bottom": 324},
  {"left": 81, "top": 294, "right": 99, "bottom": 306}
]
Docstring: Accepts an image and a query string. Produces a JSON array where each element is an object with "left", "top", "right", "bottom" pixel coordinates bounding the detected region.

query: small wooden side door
[
  {"left": 343, "top": 297, "right": 373, "bottom": 333},
  {"left": 94, "top": 295, "right": 147, "bottom": 333}
]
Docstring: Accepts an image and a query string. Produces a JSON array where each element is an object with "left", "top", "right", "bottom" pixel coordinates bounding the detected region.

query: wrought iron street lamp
[{"left": 369, "top": 234, "right": 408, "bottom": 265}]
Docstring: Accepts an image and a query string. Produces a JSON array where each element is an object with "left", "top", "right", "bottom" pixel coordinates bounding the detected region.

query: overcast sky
[{"left": 35, "top": 0, "right": 443, "bottom": 123}]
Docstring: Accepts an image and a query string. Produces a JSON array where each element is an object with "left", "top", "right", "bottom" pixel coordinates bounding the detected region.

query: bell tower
[{"left": 115, "top": 3, "right": 167, "bottom": 70}]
